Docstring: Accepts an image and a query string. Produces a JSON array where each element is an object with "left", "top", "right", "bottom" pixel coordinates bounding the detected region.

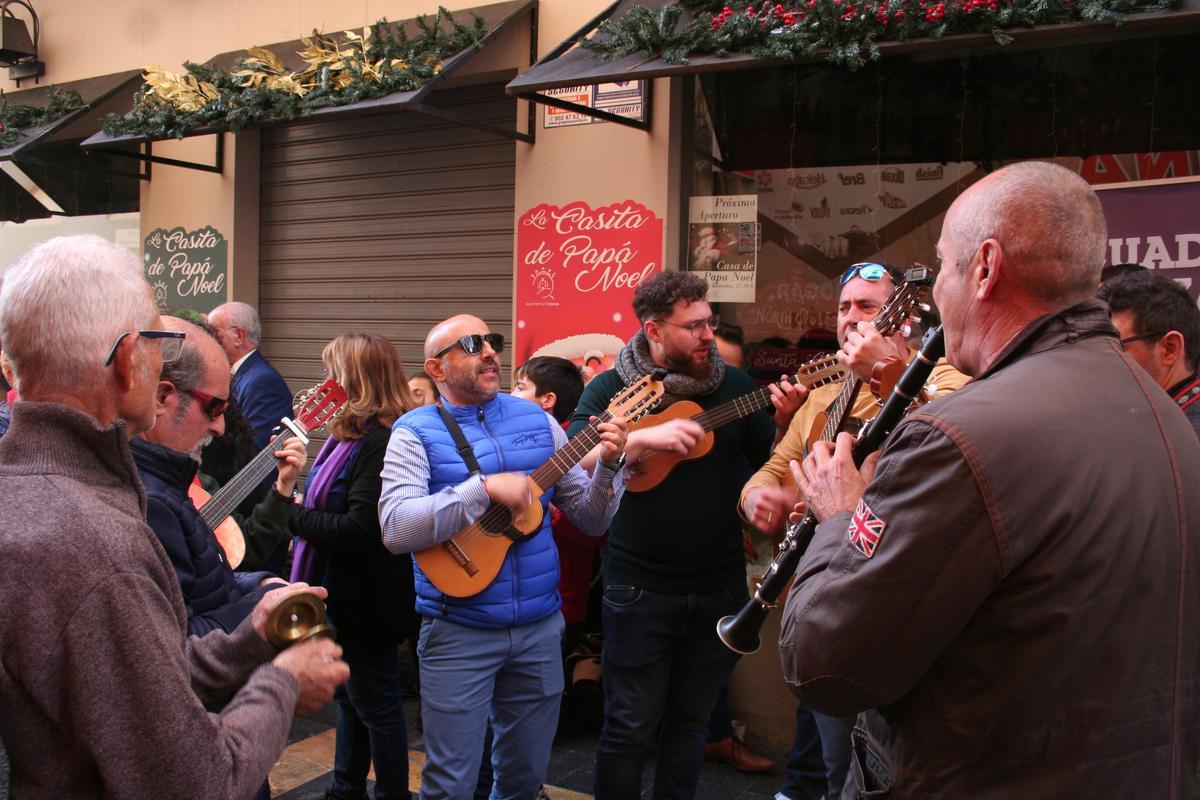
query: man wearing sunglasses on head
[
  {"left": 739, "top": 260, "right": 968, "bottom": 800},
  {"left": 131, "top": 316, "right": 313, "bottom": 636},
  {"left": 379, "top": 314, "right": 629, "bottom": 800}
]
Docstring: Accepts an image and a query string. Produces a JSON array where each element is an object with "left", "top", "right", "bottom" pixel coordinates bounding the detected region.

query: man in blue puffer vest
[{"left": 379, "top": 314, "right": 629, "bottom": 800}]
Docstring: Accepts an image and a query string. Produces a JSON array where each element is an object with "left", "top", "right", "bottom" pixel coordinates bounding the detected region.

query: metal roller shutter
[{"left": 258, "top": 82, "right": 517, "bottom": 398}]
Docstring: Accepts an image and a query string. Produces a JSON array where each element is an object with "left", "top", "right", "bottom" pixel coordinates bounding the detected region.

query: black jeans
[{"left": 593, "top": 584, "right": 743, "bottom": 800}]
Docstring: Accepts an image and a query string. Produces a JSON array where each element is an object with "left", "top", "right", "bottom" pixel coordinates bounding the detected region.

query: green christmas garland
[
  {"left": 582, "top": 0, "right": 1180, "bottom": 68},
  {"left": 0, "top": 86, "right": 86, "bottom": 149},
  {"left": 102, "top": 8, "right": 487, "bottom": 140}
]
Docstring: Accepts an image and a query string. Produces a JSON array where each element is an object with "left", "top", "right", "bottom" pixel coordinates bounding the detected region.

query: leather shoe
[{"left": 703, "top": 735, "right": 775, "bottom": 772}]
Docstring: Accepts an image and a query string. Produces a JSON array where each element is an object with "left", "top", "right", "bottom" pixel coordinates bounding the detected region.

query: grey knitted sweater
[{"left": 0, "top": 402, "right": 299, "bottom": 799}]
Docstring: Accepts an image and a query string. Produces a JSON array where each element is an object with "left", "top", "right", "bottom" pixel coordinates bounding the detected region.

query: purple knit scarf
[{"left": 289, "top": 435, "right": 359, "bottom": 584}]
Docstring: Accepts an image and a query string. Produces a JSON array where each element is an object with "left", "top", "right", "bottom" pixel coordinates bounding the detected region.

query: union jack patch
[{"left": 847, "top": 498, "right": 886, "bottom": 558}]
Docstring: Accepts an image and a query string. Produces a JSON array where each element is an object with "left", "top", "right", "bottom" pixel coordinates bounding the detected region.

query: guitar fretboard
[
  {"left": 199, "top": 430, "right": 297, "bottom": 528},
  {"left": 475, "top": 411, "right": 614, "bottom": 535},
  {"left": 692, "top": 360, "right": 843, "bottom": 432}
]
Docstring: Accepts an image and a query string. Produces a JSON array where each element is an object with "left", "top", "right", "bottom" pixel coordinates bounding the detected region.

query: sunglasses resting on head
[{"left": 840, "top": 262, "right": 892, "bottom": 286}]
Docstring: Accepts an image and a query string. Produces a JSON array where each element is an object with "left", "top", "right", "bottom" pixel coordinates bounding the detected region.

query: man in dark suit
[{"left": 208, "top": 301, "right": 294, "bottom": 450}]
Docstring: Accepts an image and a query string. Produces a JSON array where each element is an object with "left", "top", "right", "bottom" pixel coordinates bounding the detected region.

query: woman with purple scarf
[{"left": 289, "top": 333, "right": 418, "bottom": 800}]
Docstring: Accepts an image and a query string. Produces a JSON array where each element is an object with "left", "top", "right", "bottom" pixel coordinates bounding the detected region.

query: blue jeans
[
  {"left": 813, "top": 712, "right": 854, "bottom": 799},
  {"left": 332, "top": 643, "right": 412, "bottom": 800},
  {"left": 594, "top": 585, "right": 743, "bottom": 800},
  {"left": 417, "top": 612, "right": 564, "bottom": 800},
  {"left": 779, "top": 705, "right": 825, "bottom": 800}
]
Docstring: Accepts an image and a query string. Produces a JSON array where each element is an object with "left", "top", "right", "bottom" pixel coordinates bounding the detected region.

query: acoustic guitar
[
  {"left": 416, "top": 373, "right": 664, "bottom": 598},
  {"left": 623, "top": 355, "right": 848, "bottom": 493},
  {"left": 188, "top": 379, "right": 348, "bottom": 568},
  {"left": 803, "top": 265, "right": 933, "bottom": 449}
]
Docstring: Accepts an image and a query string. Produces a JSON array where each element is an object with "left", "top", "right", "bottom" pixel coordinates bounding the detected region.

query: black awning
[
  {"left": 0, "top": 70, "right": 143, "bottom": 221},
  {"left": 506, "top": 0, "right": 1200, "bottom": 101},
  {"left": 82, "top": 0, "right": 535, "bottom": 151}
]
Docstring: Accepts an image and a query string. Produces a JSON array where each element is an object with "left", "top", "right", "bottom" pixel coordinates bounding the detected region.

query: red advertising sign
[{"left": 515, "top": 200, "right": 663, "bottom": 380}]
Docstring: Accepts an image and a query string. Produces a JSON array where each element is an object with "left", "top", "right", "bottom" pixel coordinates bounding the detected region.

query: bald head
[
  {"left": 945, "top": 161, "right": 1106, "bottom": 308},
  {"left": 425, "top": 314, "right": 489, "bottom": 359},
  {"left": 423, "top": 314, "right": 502, "bottom": 406},
  {"left": 934, "top": 161, "right": 1109, "bottom": 377}
]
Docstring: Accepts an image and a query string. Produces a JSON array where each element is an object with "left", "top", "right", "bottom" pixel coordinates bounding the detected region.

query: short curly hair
[{"left": 633, "top": 271, "right": 709, "bottom": 323}]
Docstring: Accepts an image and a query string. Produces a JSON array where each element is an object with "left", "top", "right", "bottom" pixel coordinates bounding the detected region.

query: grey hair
[
  {"left": 946, "top": 161, "right": 1106, "bottom": 306},
  {"left": 0, "top": 235, "right": 158, "bottom": 394},
  {"left": 213, "top": 301, "right": 262, "bottom": 345},
  {"left": 160, "top": 319, "right": 210, "bottom": 398}
]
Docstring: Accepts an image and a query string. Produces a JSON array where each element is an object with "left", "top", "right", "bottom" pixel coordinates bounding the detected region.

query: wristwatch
[{"left": 599, "top": 453, "right": 627, "bottom": 473}]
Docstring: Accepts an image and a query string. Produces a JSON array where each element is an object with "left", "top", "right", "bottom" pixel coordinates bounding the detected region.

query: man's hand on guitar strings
[
  {"left": 840, "top": 321, "right": 909, "bottom": 383},
  {"left": 768, "top": 374, "right": 808, "bottom": 436},
  {"left": 790, "top": 432, "right": 881, "bottom": 520},
  {"left": 482, "top": 472, "right": 534, "bottom": 514},
  {"left": 590, "top": 415, "right": 629, "bottom": 464},
  {"left": 272, "top": 436, "right": 309, "bottom": 497},
  {"left": 625, "top": 418, "right": 704, "bottom": 464}
]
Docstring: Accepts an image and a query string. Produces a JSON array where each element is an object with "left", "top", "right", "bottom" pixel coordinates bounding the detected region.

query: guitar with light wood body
[
  {"left": 416, "top": 374, "right": 664, "bottom": 598},
  {"left": 624, "top": 356, "right": 847, "bottom": 493}
]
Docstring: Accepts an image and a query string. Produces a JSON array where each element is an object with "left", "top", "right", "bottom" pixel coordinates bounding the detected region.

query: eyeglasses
[
  {"left": 655, "top": 313, "right": 721, "bottom": 338},
  {"left": 104, "top": 330, "right": 186, "bottom": 366},
  {"left": 180, "top": 387, "right": 230, "bottom": 421},
  {"left": 1120, "top": 331, "right": 1164, "bottom": 347},
  {"left": 839, "top": 262, "right": 891, "bottom": 286},
  {"left": 434, "top": 332, "right": 505, "bottom": 359}
]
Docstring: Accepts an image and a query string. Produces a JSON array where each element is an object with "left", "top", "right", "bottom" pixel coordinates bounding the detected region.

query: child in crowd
[{"left": 511, "top": 357, "right": 601, "bottom": 658}]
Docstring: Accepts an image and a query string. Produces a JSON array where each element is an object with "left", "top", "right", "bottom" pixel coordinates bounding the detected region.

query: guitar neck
[
  {"left": 529, "top": 410, "right": 613, "bottom": 489},
  {"left": 819, "top": 377, "right": 864, "bottom": 442},
  {"left": 198, "top": 429, "right": 297, "bottom": 529},
  {"left": 692, "top": 362, "right": 843, "bottom": 433}
]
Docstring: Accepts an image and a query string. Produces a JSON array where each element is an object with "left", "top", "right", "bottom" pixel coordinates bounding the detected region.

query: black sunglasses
[{"left": 434, "top": 333, "right": 504, "bottom": 359}]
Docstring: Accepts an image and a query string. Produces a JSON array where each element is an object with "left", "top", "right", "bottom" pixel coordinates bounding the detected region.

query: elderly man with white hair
[
  {"left": 208, "top": 300, "right": 294, "bottom": 451},
  {"left": 0, "top": 235, "right": 349, "bottom": 799}
]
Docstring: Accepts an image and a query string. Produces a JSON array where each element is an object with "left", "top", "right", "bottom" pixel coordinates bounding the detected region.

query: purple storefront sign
[{"left": 1097, "top": 179, "right": 1200, "bottom": 300}]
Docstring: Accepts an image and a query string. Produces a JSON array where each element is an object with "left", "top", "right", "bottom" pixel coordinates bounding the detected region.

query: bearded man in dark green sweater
[{"left": 569, "top": 271, "right": 780, "bottom": 799}]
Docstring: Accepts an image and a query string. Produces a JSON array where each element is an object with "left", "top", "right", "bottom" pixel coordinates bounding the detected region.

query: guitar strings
[{"left": 453, "top": 410, "right": 616, "bottom": 546}]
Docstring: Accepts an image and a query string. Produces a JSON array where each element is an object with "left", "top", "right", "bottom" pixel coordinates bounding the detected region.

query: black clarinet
[{"left": 717, "top": 326, "right": 946, "bottom": 655}]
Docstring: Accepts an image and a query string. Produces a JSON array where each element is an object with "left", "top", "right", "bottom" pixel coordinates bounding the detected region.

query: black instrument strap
[{"left": 437, "top": 406, "right": 483, "bottom": 476}]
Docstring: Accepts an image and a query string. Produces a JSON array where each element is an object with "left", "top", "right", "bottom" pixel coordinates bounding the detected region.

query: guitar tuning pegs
[
  {"left": 919, "top": 303, "right": 931, "bottom": 312},
  {"left": 902, "top": 324, "right": 912, "bottom": 337}
]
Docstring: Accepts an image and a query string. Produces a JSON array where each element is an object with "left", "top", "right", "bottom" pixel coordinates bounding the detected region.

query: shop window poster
[
  {"left": 143, "top": 225, "right": 228, "bottom": 314},
  {"left": 1095, "top": 176, "right": 1200, "bottom": 300},
  {"left": 515, "top": 200, "right": 663, "bottom": 382},
  {"left": 688, "top": 195, "right": 758, "bottom": 302}
]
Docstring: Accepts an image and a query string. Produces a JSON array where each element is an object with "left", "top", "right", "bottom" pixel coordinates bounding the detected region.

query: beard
[
  {"left": 443, "top": 355, "right": 501, "bottom": 402},
  {"left": 662, "top": 340, "right": 715, "bottom": 381},
  {"left": 187, "top": 433, "right": 213, "bottom": 463}
]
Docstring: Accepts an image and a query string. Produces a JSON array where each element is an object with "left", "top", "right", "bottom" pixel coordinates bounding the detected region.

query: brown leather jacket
[{"left": 780, "top": 300, "right": 1200, "bottom": 798}]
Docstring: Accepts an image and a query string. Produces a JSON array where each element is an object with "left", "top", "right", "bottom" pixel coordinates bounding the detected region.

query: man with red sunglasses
[{"left": 131, "top": 317, "right": 312, "bottom": 636}]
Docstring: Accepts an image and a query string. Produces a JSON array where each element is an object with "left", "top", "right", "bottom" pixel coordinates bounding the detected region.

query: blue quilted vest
[{"left": 395, "top": 394, "right": 562, "bottom": 628}]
